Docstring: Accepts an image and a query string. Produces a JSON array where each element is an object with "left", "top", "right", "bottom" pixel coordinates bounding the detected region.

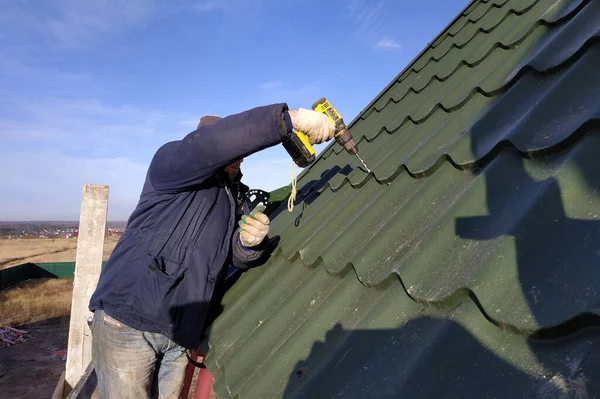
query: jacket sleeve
[
  {"left": 231, "top": 228, "right": 275, "bottom": 269},
  {"left": 148, "top": 103, "right": 290, "bottom": 192}
]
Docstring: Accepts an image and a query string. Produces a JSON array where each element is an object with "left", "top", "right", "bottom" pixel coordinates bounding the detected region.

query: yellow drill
[{"left": 282, "top": 97, "right": 371, "bottom": 172}]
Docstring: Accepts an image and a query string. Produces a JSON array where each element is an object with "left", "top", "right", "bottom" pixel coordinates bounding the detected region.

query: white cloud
[
  {"left": 260, "top": 81, "right": 283, "bottom": 90},
  {"left": 47, "top": 0, "right": 160, "bottom": 47},
  {"left": 0, "top": 0, "right": 165, "bottom": 50},
  {"left": 376, "top": 39, "right": 401, "bottom": 50},
  {"left": 0, "top": 92, "right": 195, "bottom": 157},
  {"left": 0, "top": 150, "right": 148, "bottom": 221},
  {"left": 0, "top": 0, "right": 255, "bottom": 50},
  {"left": 348, "top": 1, "right": 388, "bottom": 37},
  {"left": 0, "top": 89, "right": 204, "bottom": 221},
  {"left": 346, "top": 0, "right": 398, "bottom": 49}
]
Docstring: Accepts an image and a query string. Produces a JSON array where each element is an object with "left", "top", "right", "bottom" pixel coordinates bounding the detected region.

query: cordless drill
[{"left": 282, "top": 97, "right": 370, "bottom": 172}]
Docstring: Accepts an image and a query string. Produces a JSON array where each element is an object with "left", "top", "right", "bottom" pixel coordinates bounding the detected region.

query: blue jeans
[{"left": 91, "top": 310, "right": 189, "bottom": 399}]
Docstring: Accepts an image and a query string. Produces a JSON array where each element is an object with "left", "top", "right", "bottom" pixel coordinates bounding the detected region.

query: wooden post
[
  {"left": 65, "top": 362, "right": 98, "bottom": 399},
  {"left": 65, "top": 184, "right": 109, "bottom": 394},
  {"left": 51, "top": 371, "right": 65, "bottom": 399}
]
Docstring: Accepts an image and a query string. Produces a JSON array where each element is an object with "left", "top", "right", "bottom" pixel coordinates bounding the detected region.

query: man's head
[
  {"left": 198, "top": 115, "right": 244, "bottom": 178},
  {"left": 224, "top": 158, "right": 243, "bottom": 178}
]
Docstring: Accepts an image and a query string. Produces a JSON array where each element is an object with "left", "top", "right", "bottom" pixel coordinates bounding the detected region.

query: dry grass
[
  {"left": 0, "top": 237, "right": 119, "bottom": 270},
  {"left": 0, "top": 278, "right": 74, "bottom": 326}
]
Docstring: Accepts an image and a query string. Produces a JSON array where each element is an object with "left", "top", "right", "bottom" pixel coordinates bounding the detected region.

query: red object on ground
[
  {"left": 0, "top": 326, "right": 30, "bottom": 347},
  {"left": 57, "top": 350, "right": 68, "bottom": 360}
]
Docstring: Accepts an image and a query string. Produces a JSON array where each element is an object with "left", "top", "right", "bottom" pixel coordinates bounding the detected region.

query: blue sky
[{"left": 0, "top": 0, "right": 468, "bottom": 221}]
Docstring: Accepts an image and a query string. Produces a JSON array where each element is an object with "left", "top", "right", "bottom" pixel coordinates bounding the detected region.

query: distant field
[
  {"left": 0, "top": 237, "right": 118, "bottom": 270},
  {"left": 0, "top": 236, "right": 119, "bottom": 325}
]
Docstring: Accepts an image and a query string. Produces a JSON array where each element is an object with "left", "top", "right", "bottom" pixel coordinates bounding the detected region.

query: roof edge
[
  {"left": 346, "top": 0, "right": 479, "bottom": 129},
  {"left": 293, "top": 0, "right": 479, "bottom": 185}
]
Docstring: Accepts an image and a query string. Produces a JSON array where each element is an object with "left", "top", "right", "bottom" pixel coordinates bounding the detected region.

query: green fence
[{"left": 0, "top": 261, "right": 106, "bottom": 290}]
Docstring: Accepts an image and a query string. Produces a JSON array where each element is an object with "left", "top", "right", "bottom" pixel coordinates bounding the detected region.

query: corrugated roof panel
[
  {"left": 207, "top": 243, "right": 600, "bottom": 398},
  {"left": 203, "top": 0, "right": 600, "bottom": 397},
  {"left": 269, "top": 134, "right": 600, "bottom": 331}
]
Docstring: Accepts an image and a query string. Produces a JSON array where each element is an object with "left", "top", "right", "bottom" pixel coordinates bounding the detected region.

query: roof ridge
[
  {"left": 358, "top": 0, "right": 589, "bottom": 123},
  {"left": 361, "top": 1, "right": 589, "bottom": 122},
  {"left": 313, "top": 28, "right": 598, "bottom": 169},
  {"left": 404, "top": 0, "right": 536, "bottom": 79},
  {"left": 432, "top": 0, "right": 510, "bottom": 48}
]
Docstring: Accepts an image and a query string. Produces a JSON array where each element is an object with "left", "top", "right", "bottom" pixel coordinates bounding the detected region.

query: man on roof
[{"left": 88, "top": 104, "right": 334, "bottom": 398}]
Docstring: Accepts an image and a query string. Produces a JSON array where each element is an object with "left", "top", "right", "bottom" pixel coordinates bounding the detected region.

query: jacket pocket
[
  {"left": 148, "top": 254, "right": 187, "bottom": 278},
  {"left": 126, "top": 255, "right": 190, "bottom": 326}
]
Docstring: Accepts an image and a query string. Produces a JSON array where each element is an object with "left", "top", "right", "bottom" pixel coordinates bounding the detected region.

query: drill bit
[
  {"left": 340, "top": 138, "right": 371, "bottom": 173},
  {"left": 356, "top": 154, "right": 371, "bottom": 173}
]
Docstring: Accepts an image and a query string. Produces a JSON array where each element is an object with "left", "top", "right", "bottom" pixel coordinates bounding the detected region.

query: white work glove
[
  {"left": 290, "top": 108, "right": 335, "bottom": 144},
  {"left": 238, "top": 209, "right": 270, "bottom": 247}
]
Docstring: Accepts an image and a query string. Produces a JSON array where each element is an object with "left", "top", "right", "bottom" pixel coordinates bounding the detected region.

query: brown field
[{"left": 0, "top": 237, "right": 119, "bottom": 270}]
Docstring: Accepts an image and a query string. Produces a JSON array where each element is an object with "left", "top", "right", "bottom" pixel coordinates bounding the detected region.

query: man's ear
[{"left": 198, "top": 115, "right": 222, "bottom": 129}]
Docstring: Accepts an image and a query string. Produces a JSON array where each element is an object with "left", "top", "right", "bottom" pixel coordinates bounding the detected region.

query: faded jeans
[{"left": 91, "top": 310, "right": 189, "bottom": 399}]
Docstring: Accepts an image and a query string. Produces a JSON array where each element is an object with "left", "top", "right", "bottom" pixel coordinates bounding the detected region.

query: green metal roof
[{"left": 203, "top": 0, "right": 600, "bottom": 397}]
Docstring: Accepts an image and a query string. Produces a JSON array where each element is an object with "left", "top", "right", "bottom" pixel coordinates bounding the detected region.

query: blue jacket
[{"left": 89, "top": 103, "right": 291, "bottom": 349}]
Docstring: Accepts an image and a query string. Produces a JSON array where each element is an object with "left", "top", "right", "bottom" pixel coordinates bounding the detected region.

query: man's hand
[
  {"left": 239, "top": 208, "right": 270, "bottom": 247},
  {"left": 288, "top": 108, "right": 335, "bottom": 144}
]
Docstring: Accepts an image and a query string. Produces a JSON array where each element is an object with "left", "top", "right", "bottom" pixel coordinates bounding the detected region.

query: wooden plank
[
  {"left": 65, "top": 185, "right": 109, "bottom": 393},
  {"left": 51, "top": 370, "right": 65, "bottom": 399},
  {"left": 65, "top": 362, "right": 97, "bottom": 399}
]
